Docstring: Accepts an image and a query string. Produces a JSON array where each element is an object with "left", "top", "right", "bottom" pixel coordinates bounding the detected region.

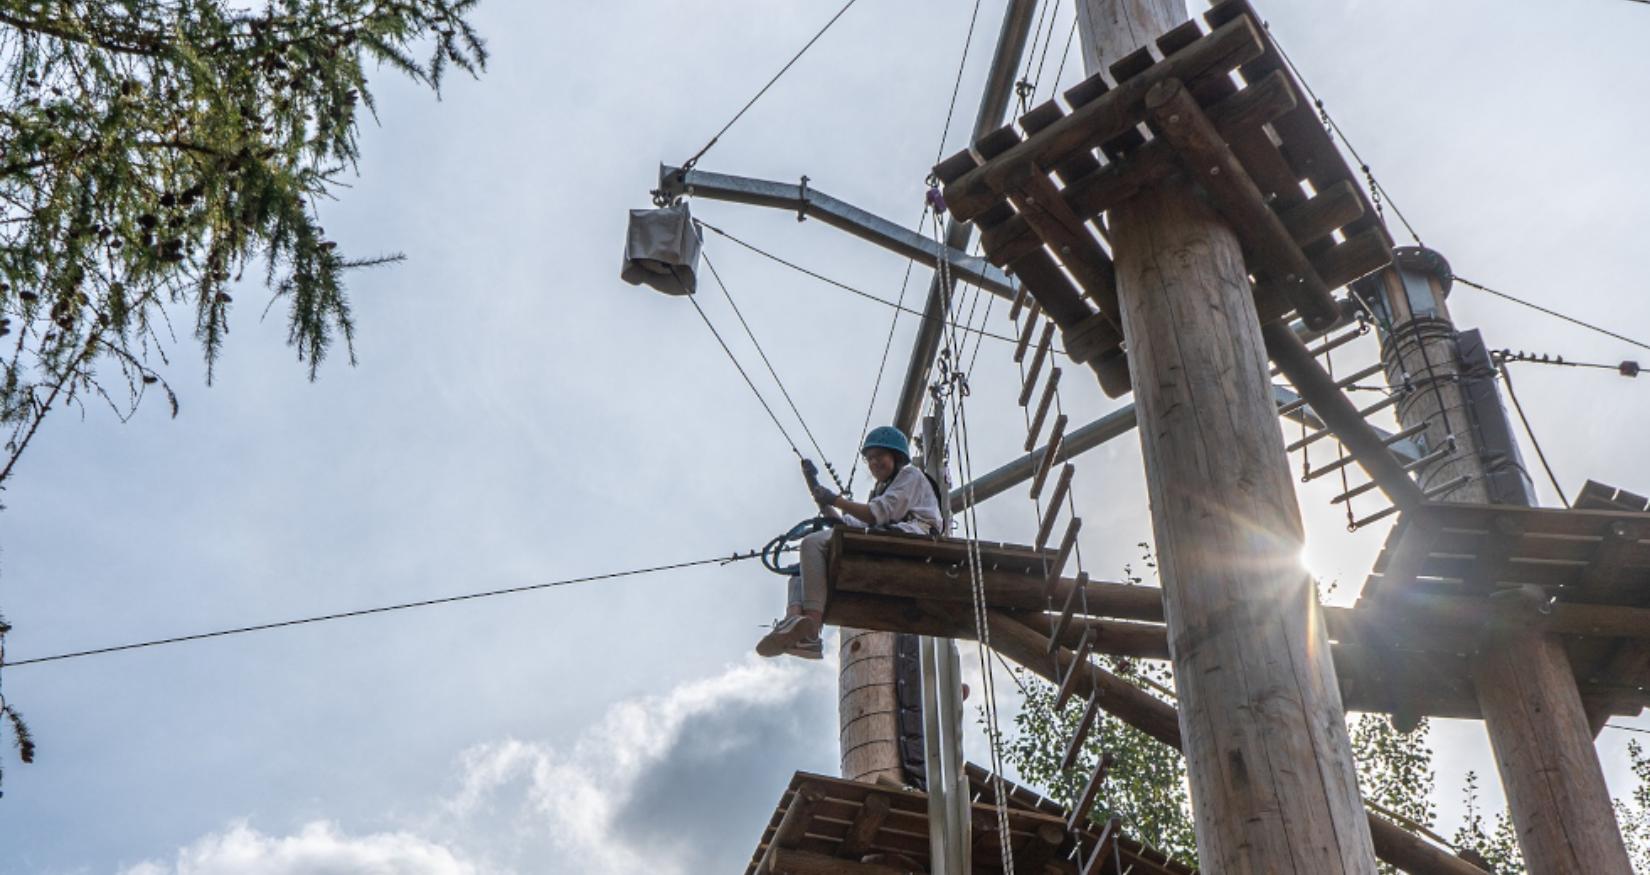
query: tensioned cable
[
  {"left": 4, "top": 552, "right": 761, "bottom": 668},
  {"left": 933, "top": 0, "right": 988, "bottom": 165},
  {"left": 680, "top": 0, "right": 863, "bottom": 171},
  {"left": 700, "top": 248, "right": 845, "bottom": 489},
  {"left": 1454, "top": 277, "right": 1650, "bottom": 355},
  {"left": 687, "top": 292, "right": 807, "bottom": 461},
  {"left": 1498, "top": 361, "right": 1571, "bottom": 507},
  {"left": 694, "top": 219, "right": 1038, "bottom": 349}
]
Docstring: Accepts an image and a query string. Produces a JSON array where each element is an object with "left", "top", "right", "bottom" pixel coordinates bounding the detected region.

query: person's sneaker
[
  {"left": 785, "top": 636, "right": 824, "bottom": 660},
  {"left": 756, "top": 615, "right": 810, "bottom": 658}
]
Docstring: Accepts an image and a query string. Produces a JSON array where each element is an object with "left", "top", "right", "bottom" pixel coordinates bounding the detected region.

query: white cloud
[
  {"left": 119, "top": 821, "right": 480, "bottom": 875},
  {"left": 442, "top": 655, "right": 836, "bottom": 875}
]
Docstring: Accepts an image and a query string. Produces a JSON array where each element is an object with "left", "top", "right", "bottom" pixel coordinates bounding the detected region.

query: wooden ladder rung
[
  {"left": 1034, "top": 465, "right": 1076, "bottom": 552},
  {"left": 1068, "top": 754, "right": 1117, "bottom": 833},
  {"left": 1060, "top": 685, "right": 1104, "bottom": 772},
  {"left": 1044, "top": 516, "right": 1082, "bottom": 598},
  {"left": 1079, "top": 814, "right": 1123, "bottom": 875},
  {"left": 1008, "top": 281, "right": 1031, "bottom": 323},
  {"left": 1055, "top": 627, "right": 1095, "bottom": 712},
  {"left": 1049, "top": 570, "right": 1090, "bottom": 655},
  {"left": 1014, "top": 304, "right": 1043, "bottom": 363},
  {"left": 1019, "top": 321, "right": 1057, "bottom": 407},
  {"left": 1285, "top": 393, "right": 1402, "bottom": 453},
  {"left": 1030, "top": 414, "right": 1069, "bottom": 500},
  {"left": 1025, "top": 367, "right": 1063, "bottom": 451}
]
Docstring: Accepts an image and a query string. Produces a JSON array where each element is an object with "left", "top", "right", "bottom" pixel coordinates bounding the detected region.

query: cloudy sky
[{"left": 4, "top": 0, "right": 1649, "bottom": 872}]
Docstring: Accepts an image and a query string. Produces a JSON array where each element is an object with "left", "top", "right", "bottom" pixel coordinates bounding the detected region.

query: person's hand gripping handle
[{"left": 801, "top": 459, "right": 836, "bottom": 510}]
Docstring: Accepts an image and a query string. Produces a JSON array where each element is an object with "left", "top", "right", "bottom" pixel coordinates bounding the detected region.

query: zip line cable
[
  {"left": 1454, "top": 276, "right": 1650, "bottom": 355},
  {"left": 679, "top": 0, "right": 863, "bottom": 171},
  {"left": 1499, "top": 361, "right": 1571, "bottom": 507},
  {"left": 700, "top": 249, "right": 845, "bottom": 489},
  {"left": 686, "top": 292, "right": 808, "bottom": 462},
  {"left": 3, "top": 552, "right": 763, "bottom": 669}
]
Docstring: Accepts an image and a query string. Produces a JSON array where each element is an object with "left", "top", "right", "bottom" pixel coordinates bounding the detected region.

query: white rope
[{"left": 931, "top": 211, "right": 1017, "bottom": 874}]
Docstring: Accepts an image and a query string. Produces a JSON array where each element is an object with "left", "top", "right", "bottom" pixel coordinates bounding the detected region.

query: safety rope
[
  {"left": 931, "top": 210, "right": 1017, "bottom": 875},
  {"left": 686, "top": 292, "right": 808, "bottom": 463}
]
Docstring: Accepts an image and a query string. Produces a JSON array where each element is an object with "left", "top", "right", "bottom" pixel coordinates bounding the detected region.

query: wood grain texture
[{"left": 838, "top": 628, "right": 904, "bottom": 785}]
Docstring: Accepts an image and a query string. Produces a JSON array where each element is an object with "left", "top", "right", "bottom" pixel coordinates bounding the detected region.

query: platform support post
[
  {"left": 1073, "top": 3, "right": 1377, "bottom": 872},
  {"left": 1361, "top": 250, "right": 1632, "bottom": 873}
]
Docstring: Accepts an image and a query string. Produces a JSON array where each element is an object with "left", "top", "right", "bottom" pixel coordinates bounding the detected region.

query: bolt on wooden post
[{"left": 1073, "top": 1, "right": 1378, "bottom": 871}]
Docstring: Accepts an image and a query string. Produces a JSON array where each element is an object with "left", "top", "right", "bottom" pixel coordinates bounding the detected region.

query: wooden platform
[
  {"left": 933, "top": 0, "right": 1392, "bottom": 397},
  {"left": 1356, "top": 501, "right": 1650, "bottom": 726},
  {"left": 824, "top": 529, "right": 1650, "bottom": 724},
  {"left": 742, "top": 768, "right": 1194, "bottom": 875}
]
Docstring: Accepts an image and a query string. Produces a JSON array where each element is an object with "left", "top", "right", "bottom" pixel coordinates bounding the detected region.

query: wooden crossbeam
[
  {"left": 755, "top": 784, "right": 826, "bottom": 875},
  {"left": 837, "top": 792, "right": 891, "bottom": 859},
  {"left": 1143, "top": 77, "right": 1337, "bottom": 328},
  {"left": 1006, "top": 171, "right": 1123, "bottom": 331}
]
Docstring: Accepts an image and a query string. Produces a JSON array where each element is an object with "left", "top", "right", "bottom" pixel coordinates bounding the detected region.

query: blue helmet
[{"left": 862, "top": 426, "right": 911, "bottom": 461}]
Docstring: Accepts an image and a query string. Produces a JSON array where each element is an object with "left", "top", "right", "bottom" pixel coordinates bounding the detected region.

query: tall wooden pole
[
  {"left": 1361, "top": 249, "right": 1633, "bottom": 873},
  {"left": 1075, "top": 2, "right": 1378, "bottom": 871}
]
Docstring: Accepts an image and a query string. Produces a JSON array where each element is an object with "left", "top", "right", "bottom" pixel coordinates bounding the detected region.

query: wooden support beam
[
  {"left": 768, "top": 848, "right": 910, "bottom": 875},
  {"left": 838, "top": 792, "right": 892, "bottom": 859},
  {"left": 1006, "top": 170, "right": 1123, "bottom": 331},
  {"left": 1144, "top": 77, "right": 1338, "bottom": 328},
  {"left": 1014, "top": 821, "right": 1070, "bottom": 875},
  {"left": 986, "top": 608, "right": 1489, "bottom": 875}
]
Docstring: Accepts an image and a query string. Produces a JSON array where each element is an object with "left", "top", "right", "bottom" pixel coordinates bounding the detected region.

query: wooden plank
[
  {"left": 1061, "top": 690, "right": 1105, "bottom": 771},
  {"left": 1015, "top": 303, "right": 1043, "bottom": 362},
  {"left": 1577, "top": 519, "right": 1650, "bottom": 603},
  {"left": 1049, "top": 570, "right": 1089, "bottom": 654},
  {"left": 1043, "top": 616, "right": 1173, "bottom": 661},
  {"left": 768, "top": 848, "right": 910, "bottom": 875},
  {"left": 1080, "top": 815, "right": 1122, "bottom": 875},
  {"left": 1025, "top": 363, "right": 1061, "bottom": 453},
  {"left": 756, "top": 783, "right": 827, "bottom": 875},
  {"left": 979, "top": 66, "right": 1298, "bottom": 267},
  {"left": 1068, "top": 753, "right": 1117, "bottom": 831},
  {"left": 1044, "top": 516, "right": 1082, "bottom": 596},
  {"left": 1035, "top": 464, "right": 1076, "bottom": 551},
  {"left": 1030, "top": 414, "right": 1069, "bottom": 501},
  {"left": 1280, "top": 179, "right": 1366, "bottom": 248},
  {"left": 1020, "top": 320, "right": 1058, "bottom": 406},
  {"left": 1056, "top": 628, "right": 1096, "bottom": 711},
  {"left": 944, "top": 15, "right": 1267, "bottom": 221}
]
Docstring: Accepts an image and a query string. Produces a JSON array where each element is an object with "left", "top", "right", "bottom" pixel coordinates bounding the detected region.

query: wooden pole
[
  {"left": 1073, "top": 2, "right": 1378, "bottom": 871},
  {"left": 1362, "top": 251, "right": 1633, "bottom": 872}
]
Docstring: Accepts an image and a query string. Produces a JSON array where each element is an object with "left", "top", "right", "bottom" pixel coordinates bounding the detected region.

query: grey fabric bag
[{"left": 620, "top": 202, "right": 699, "bottom": 295}]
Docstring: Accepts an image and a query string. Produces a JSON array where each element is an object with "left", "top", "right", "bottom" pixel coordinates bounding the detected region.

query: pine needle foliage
[
  {"left": 0, "top": 610, "right": 33, "bottom": 797},
  {"left": 0, "top": 0, "right": 487, "bottom": 484}
]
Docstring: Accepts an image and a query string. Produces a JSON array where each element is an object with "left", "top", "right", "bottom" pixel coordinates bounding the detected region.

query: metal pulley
[{"left": 620, "top": 201, "right": 700, "bottom": 295}]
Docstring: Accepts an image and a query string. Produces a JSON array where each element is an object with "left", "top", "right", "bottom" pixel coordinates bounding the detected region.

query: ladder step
[
  {"left": 1078, "top": 814, "right": 1123, "bottom": 875},
  {"left": 1068, "top": 754, "right": 1117, "bottom": 833},
  {"left": 1049, "top": 570, "right": 1090, "bottom": 655},
  {"left": 1029, "top": 414, "right": 1069, "bottom": 500},
  {"left": 1269, "top": 325, "right": 1367, "bottom": 377},
  {"left": 1060, "top": 687, "right": 1103, "bottom": 771},
  {"left": 1285, "top": 393, "right": 1403, "bottom": 453},
  {"left": 1014, "top": 306, "right": 1042, "bottom": 363},
  {"left": 1276, "top": 362, "right": 1385, "bottom": 417},
  {"left": 1302, "top": 422, "right": 1428, "bottom": 480},
  {"left": 1018, "top": 321, "right": 1057, "bottom": 407},
  {"left": 1025, "top": 367, "right": 1062, "bottom": 451},
  {"left": 1008, "top": 282, "right": 1030, "bottom": 324},
  {"left": 1351, "top": 474, "right": 1473, "bottom": 529},
  {"left": 1043, "top": 516, "right": 1082, "bottom": 598},
  {"left": 1331, "top": 445, "right": 1453, "bottom": 505},
  {"left": 1034, "top": 465, "right": 1076, "bottom": 551},
  {"left": 1055, "top": 627, "right": 1095, "bottom": 712}
]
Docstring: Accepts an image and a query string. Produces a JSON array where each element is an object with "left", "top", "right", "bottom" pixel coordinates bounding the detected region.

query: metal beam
[
  {"left": 893, "top": 0, "right": 1041, "bottom": 438},
  {"left": 657, "top": 165, "right": 1017, "bottom": 298}
]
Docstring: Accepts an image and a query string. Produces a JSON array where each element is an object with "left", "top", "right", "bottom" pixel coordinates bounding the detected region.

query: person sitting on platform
[{"left": 757, "top": 426, "right": 944, "bottom": 660}]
